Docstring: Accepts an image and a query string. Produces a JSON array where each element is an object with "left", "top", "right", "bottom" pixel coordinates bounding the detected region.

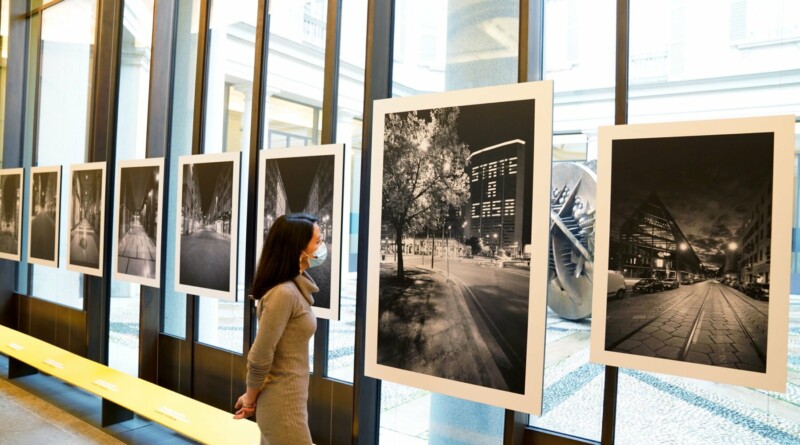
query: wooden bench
[{"left": 0, "top": 324, "right": 260, "bottom": 445}]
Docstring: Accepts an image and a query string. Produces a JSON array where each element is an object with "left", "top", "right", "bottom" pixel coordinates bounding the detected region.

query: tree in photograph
[{"left": 382, "top": 107, "right": 471, "bottom": 278}]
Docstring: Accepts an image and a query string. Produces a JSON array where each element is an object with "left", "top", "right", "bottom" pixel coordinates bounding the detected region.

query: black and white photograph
[
  {"left": 113, "top": 158, "right": 164, "bottom": 287},
  {"left": 365, "top": 81, "right": 554, "bottom": 414},
  {"left": 28, "top": 166, "right": 62, "bottom": 267},
  {"left": 175, "top": 152, "right": 240, "bottom": 300},
  {"left": 66, "top": 162, "right": 107, "bottom": 276},
  {"left": 0, "top": 169, "right": 23, "bottom": 261},
  {"left": 591, "top": 116, "right": 794, "bottom": 391},
  {"left": 256, "top": 145, "right": 344, "bottom": 320}
]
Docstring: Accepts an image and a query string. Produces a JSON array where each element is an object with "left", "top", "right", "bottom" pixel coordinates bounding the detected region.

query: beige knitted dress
[{"left": 247, "top": 273, "right": 318, "bottom": 445}]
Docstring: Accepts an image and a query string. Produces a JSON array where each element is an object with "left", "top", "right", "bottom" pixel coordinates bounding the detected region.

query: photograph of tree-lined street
[
  {"left": 605, "top": 132, "right": 774, "bottom": 372},
  {"left": 377, "top": 99, "right": 536, "bottom": 394}
]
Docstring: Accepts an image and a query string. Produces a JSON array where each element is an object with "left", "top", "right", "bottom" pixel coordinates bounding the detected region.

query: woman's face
[{"left": 303, "top": 224, "right": 323, "bottom": 257}]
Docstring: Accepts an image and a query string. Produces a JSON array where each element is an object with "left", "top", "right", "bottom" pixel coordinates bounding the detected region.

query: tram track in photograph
[{"left": 605, "top": 280, "right": 768, "bottom": 371}]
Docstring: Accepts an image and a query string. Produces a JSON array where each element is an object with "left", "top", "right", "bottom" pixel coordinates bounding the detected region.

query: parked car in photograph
[
  {"left": 608, "top": 271, "right": 626, "bottom": 299},
  {"left": 633, "top": 278, "right": 664, "bottom": 293},
  {"left": 681, "top": 278, "right": 694, "bottom": 285},
  {"left": 662, "top": 278, "right": 679, "bottom": 289},
  {"left": 745, "top": 283, "right": 770, "bottom": 301}
]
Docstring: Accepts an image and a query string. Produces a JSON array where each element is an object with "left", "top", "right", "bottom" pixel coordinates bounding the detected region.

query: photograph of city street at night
[
  {"left": 261, "top": 151, "right": 338, "bottom": 313},
  {"left": 177, "top": 155, "right": 238, "bottom": 297},
  {"left": 115, "top": 161, "right": 161, "bottom": 285},
  {"left": 68, "top": 165, "right": 105, "bottom": 274},
  {"left": 376, "top": 98, "right": 537, "bottom": 395},
  {"left": 0, "top": 170, "right": 22, "bottom": 260},
  {"left": 604, "top": 132, "right": 775, "bottom": 373},
  {"left": 28, "top": 168, "right": 60, "bottom": 266}
]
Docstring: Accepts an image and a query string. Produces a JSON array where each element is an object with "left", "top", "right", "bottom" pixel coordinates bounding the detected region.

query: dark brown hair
[{"left": 251, "top": 213, "right": 318, "bottom": 300}]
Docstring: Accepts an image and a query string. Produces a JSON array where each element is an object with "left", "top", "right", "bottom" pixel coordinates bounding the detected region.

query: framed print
[
  {"left": 66, "top": 162, "right": 107, "bottom": 276},
  {"left": 28, "top": 166, "right": 62, "bottom": 268},
  {"left": 256, "top": 144, "right": 345, "bottom": 320},
  {"left": 590, "top": 115, "right": 794, "bottom": 392},
  {"left": 0, "top": 168, "right": 24, "bottom": 261},
  {"left": 365, "top": 81, "right": 554, "bottom": 414},
  {"left": 175, "top": 152, "right": 241, "bottom": 300},
  {"left": 112, "top": 158, "right": 164, "bottom": 287}
]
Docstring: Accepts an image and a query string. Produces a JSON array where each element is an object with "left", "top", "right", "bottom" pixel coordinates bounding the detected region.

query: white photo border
[
  {"left": 175, "top": 152, "right": 241, "bottom": 301},
  {"left": 256, "top": 144, "right": 345, "bottom": 320},
  {"left": 112, "top": 158, "right": 165, "bottom": 287},
  {"left": 66, "top": 162, "right": 107, "bottom": 277},
  {"left": 365, "top": 81, "right": 554, "bottom": 415},
  {"left": 590, "top": 115, "right": 794, "bottom": 392},
  {"left": 0, "top": 168, "right": 25, "bottom": 262}
]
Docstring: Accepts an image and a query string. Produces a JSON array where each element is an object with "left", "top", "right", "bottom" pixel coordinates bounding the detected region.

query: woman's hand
[{"left": 233, "top": 393, "right": 256, "bottom": 419}]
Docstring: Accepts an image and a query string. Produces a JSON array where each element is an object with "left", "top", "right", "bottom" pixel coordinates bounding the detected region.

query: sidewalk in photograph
[
  {"left": 377, "top": 260, "right": 510, "bottom": 391},
  {"left": 117, "top": 222, "right": 156, "bottom": 277}
]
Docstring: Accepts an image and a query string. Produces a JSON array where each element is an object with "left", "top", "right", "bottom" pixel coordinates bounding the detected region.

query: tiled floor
[{"left": 0, "top": 355, "right": 197, "bottom": 445}]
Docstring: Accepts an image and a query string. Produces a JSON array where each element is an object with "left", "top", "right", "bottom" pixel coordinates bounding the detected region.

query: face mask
[{"left": 303, "top": 242, "right": 327, "bottom": 268}]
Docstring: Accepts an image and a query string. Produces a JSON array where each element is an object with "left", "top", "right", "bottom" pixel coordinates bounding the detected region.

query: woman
[{"left": 234, "top": 213, "right": 325, "bottom": 445}]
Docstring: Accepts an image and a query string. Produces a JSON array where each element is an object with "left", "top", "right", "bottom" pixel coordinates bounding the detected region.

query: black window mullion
[
  {"left": 353, "top": 0, "right": 394, "bottom": 443},
  {"left": 243, "top": 0, "right": 271, "bottom": 354}
]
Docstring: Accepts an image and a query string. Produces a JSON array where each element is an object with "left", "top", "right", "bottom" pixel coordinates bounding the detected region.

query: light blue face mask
[{"left": 304, "top": 242, "right": 328, "bottom": 268}]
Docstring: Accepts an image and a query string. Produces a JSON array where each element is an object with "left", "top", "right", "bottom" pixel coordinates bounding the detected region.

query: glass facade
[
  {"left": 29, "top": 0, "right": 97, "bottom": 309},
  {"left": 3, "top": 0, "right": 800, "bottom": 444}
]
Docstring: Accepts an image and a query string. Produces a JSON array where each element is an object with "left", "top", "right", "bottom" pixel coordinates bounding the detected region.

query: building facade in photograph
[
  {"left": 262, "top": 161, "right": 289, "bottom": 238},
  {"left": 465, "top": 139, "right": 526, "bottom": 257},
  {"left": 306, "top": 158, "right": 334, "bottom": 240},
  {"left": 738, "top": 179, "right": 772, "bottom": 285},
  {"left": 181, "top": 165, "right": 203, "bottom": 235},
  {"left": 611, "top": 193, "right": 701, "bottom": 281},
  {"left": 209, "top": 163, "right": 234, "bottom": 236}
]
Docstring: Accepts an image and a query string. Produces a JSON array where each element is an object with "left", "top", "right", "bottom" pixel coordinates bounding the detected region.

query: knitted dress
[{"left": 247, "top": 273, "right": 318, "bottom": 445}]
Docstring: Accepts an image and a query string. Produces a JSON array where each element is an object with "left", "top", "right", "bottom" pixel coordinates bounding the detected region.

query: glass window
[
  {"left": 30, "top": 0, "right": 97, "bottom": 310},
  {"left": 262, "top": 0, "right": 327, "bottom": 146},
  {"left": 108, "top": 0, "right": 154, "bottom": 377},
  {"left": 193, "top": 0, "right": 258, "bottom": 353},
  {"left": 163, "top": 0, "right": 201, "bottom": 338},
  {"left": 0, "top": 0, "right": 8, "bottom": 164},
  {"left": 528, "top": 0, "right": 615, "bottom": 440},
  {"left": 380, "top": 1, "right": 519, "bottom": 442},
  {"left": 613, "top": 2, "right": 800, "bottom": 444},
  {"left": 326, "top": 0, "right": 367, "bottom": 383}
]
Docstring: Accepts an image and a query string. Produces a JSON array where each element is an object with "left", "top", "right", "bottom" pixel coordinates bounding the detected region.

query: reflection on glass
[
  {"left": 164, "top": 0, "right": 201, "bottom": 338},
  {"left": 195, "top": 0, "right": 258, "bottom": 353},
  {"left": 262, "top": 0, "right": 327, "bottom": 149},
  {"left": 31, "top": 0, "right": 97, "bottom": 309},
  {"left": 613, "top": 2, "right": 800, "bottom": 444},
  {"left": 380, "top": 1, "right": 518, "bottom": 442},
  {"left": 0, "top": 0, "right": 9, "bottom": 162},
  {"left": 108, "top": 0, "right": 154, "bottom": 377}
]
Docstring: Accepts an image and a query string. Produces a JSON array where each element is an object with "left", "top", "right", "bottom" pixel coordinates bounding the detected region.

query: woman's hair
[{"left": 251, "top": 213, "right": 319, "bottom": 300}]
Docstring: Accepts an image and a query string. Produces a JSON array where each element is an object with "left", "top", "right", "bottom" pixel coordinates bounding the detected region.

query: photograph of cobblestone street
[
  {"left": 114, "top": 160, "right": 162, "bottom": 286},
  {"left": 604, "top": 131, "right": 776, "bottom": 373}
]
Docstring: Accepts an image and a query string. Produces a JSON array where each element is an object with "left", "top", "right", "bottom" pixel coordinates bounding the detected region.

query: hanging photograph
[
  {"left": 365, "top": 81, "right": 554, "bottom": 414},
  {"left": 112, "top": 158, "right": 164, "bottom": 287},
  {"left": 28, "top": 166, "right": 61, "bottom": 267},
  {"left": 66, "top": 162, "right": 107, "bottom": 276},
  {"left": 0, "top": 168, "right": 24, "bottom": 261},
  {"left": 590, "top": 115, "right": 794, "bottom": 392},
  {"left": 256, "top": 144, "right": 345, "bottom": 320},
  {"left": 175, "top": 152, "right": 240, "bottom": 300}
]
